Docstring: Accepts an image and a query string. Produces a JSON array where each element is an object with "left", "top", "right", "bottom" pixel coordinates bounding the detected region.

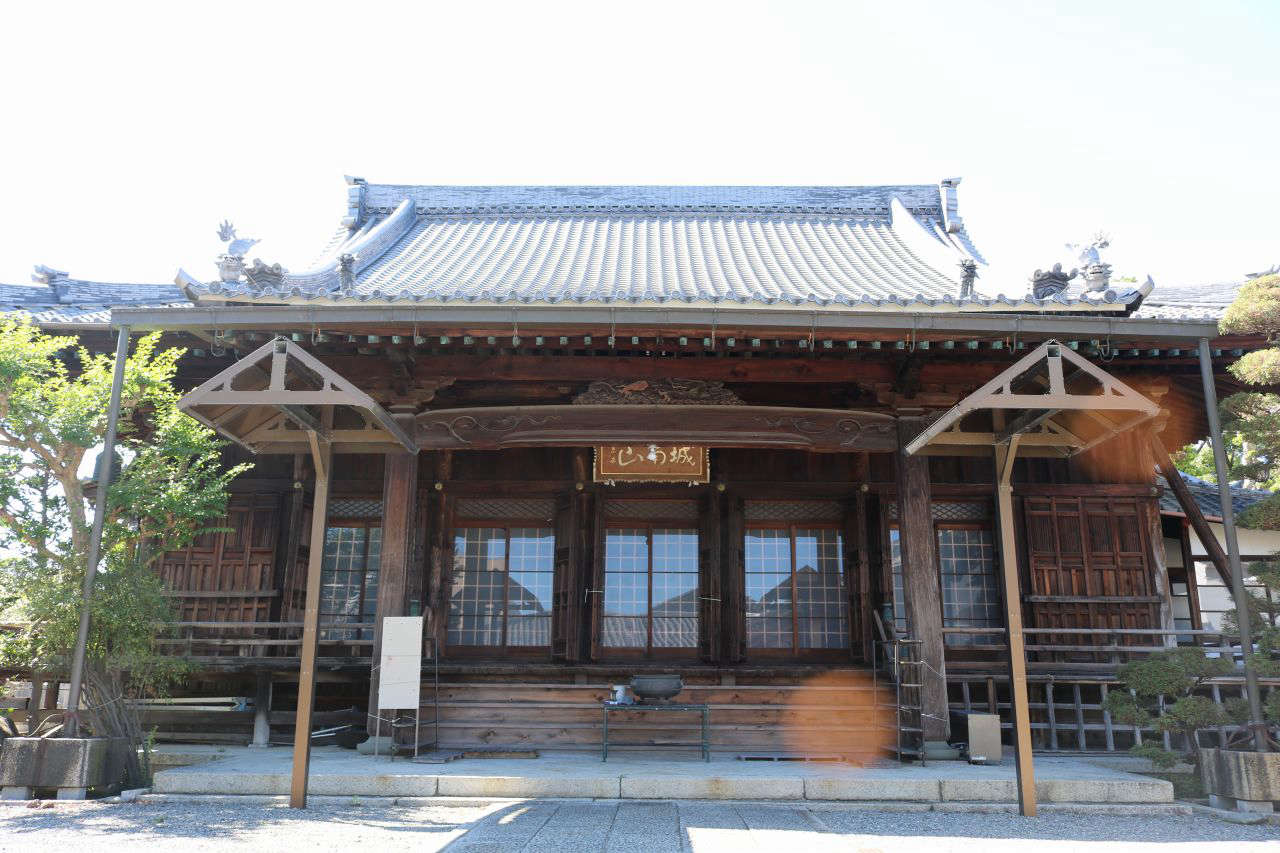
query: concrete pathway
[{"left": 152, "top": 746, "right": 1173, "bottom": 806}]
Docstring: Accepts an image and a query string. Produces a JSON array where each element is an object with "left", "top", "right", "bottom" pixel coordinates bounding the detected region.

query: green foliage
[
  {"left": 0, "top": 319, "right": 248, "bottom": 783},
  {"left": 1181, "top": 273, "right": 1280, "bottom": 510},
  {"left": 1130, "top": 742, "right": 1181, "bottom": 770},
  {"left": 1238, "top": 494, "right": 1280, "bottom": 531},
  {"left": 1173, "top": 441, "right": 1226, "bottom": 485},
  {"left": 1105, "top": 647, "right": 1236, "bottom": 769},
  {"left": 1220, "top": 274, "right": 1280, "bottom": 341}
]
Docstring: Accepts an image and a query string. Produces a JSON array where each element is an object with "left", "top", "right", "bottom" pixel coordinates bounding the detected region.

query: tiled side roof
[
  {"left": 1132, "top": 267, "right": 1276, "bottom": 322},
  {"left": 1157, "top": 471, "right": 1273, "bottom": 520},
  {"left": 0, "top": 272, "right": 190, "bottom": 328},
  {"left": 182, "top": 179, "right": 1153, "bottom": 313}
]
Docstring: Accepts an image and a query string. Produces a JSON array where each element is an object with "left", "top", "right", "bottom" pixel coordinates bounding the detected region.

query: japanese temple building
[{"left": 5, "top": 179, "right": 1274, "bottom": 788}]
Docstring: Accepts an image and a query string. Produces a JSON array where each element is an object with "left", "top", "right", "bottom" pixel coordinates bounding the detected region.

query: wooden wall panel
[
  {"left": 1021, "top": 493, "right": 1162, "bottom": 661},
  {"left": 157, "top": 493, "right": 284, "bottom": 641}
]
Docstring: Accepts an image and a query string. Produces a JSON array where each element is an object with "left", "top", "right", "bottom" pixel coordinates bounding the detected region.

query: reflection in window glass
[
  {"left": 746, "top": 528, "right": 848, "bottom": 650},
  {"left": 320, "top": 525, "right": 381, "bottom": 642},
  {"left": 889, "top": 525, "right": 1000, "bottom": 645},
  {"left": 602, "top": 528, "right": 699, "bottom": 649},
  {"left": 448, "top": 527, "right": 553, "bottom": 648}
]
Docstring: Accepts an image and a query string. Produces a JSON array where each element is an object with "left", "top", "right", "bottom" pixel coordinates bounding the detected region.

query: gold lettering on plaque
[{"left": 593, "top": 444, "right": 709, "bottom": 483}]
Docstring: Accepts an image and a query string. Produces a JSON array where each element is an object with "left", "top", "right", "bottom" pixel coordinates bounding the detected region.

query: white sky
[{"left": 1, "top": 0, "right": 1276, "bottom": 296}]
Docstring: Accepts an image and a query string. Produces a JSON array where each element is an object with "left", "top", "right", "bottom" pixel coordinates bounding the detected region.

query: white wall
[{"left": 1169, "top": 520, "right": 1280, "bottom": 631}]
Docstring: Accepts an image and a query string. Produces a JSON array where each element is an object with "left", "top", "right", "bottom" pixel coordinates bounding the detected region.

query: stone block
[
  {"left": 1035, "top": 777, "right": 1172, "bottom": 804},
  {"left": 1, "top": 786, "right": 33, "bottom": 800},
  {"left": 437, "top": 774, "right": 620, "bottom": 799},
  {"left": 1200, "top": 748, "right": 1280, "bottom": 811},
  {"left": 939, "top": 778, "right": 1016, "bottom": 802},
  {"left": 620, "top": 775, "right": 802, "bottom": 800},
  {"left": 804, "top": 777, "right": 939, "bottom": 801},
  {"left": 154, "top": 768, "right": 288, "bottom": 796},
  {"left": 0, "top": 737, "right": 114, "bottom": 791}
]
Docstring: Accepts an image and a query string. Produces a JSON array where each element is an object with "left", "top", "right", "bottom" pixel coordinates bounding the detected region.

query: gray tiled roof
[
  {"left": 181, "top": 180, "right": 1149, "bottom": 313},
  {"left": 1132, "top": 267, "right": 1276, "bottom": 322},
  {"left": 1157, "top": 471, "right": 1273, "bottom": 520},
  {"left": 0, "top": 268, "right": 190, "bottom": 328}
]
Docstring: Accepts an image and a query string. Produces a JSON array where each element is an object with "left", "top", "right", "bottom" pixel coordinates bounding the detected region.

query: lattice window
[
  {"left": 319, "top": 524, "right": 381, "bottom": 641},
  {"left": 745, "top": 527, "right": 848, "bottom": 651},
  {"left": 454, "top": 498, "right": 556, "bottom": 521},
  {"left": 938, "top": 528, "right": 1000, "bottom": 645},
  {"left": 888, "top": 523, "right": 1000, "bottom": 645},
  {"left": 329, "top": 498, "right": 383, "bottom": 519},
  {"left": 745, "top": 501, "right": 842, "bottom": 522},
  {"left": 884, "top": 501, "right": 990, "bottom": 522},
  {"left": 448, "top": 526, "right": 554, "bottom": 649},
  {"left": 601, "top": 527, "right": 699, "bottom": 650},
  {"left": 603, "top": 500, "right": 698, "bottom": 521}
]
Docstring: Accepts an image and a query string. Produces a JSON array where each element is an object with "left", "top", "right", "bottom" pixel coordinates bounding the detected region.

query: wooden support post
[
  {"left": 1148, "top": 431, "right": 1236, "bottom": 594},
  {"left": 995, "top": 436, "right": 1037, "bottom": 816},
  {"left": 289, "top": 431, "right": 331, "bottom": 810},
  {"left": 367, "top": 448, "right": 419, "bottom": 735},
  {"left": 895, "top": 417, "right": 948, "bottom": 742},
  {"left": 1145, "top": 497, "right": 1178, "bottom": 647},
  {"left": 426, "top": 451, "right": 453, "bottom": 652}
]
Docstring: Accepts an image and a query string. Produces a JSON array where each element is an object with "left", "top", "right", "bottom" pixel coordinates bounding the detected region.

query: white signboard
[{"left": 377, "top": 616, "right": 423, "bottom": 710}]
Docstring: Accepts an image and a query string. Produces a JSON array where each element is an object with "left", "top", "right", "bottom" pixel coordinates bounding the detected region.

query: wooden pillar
[
  {"left": 1180, "top": 521, "right": 1203, "bottom": 630},
  {"left": 290, "top": 432, "right": 331, "bottom": 810},
  {"left": 895, "top": 417, "right": 948, "bottom": 742},
  {"left": 1146, "top": 498, "right": 1178, "bottom": 647},
  {"left": 271, "top": 455, "right": 307, "bottom": 622},
  {"left": 367, "top": 448, "right": 420, "bottom": 734},
  {"left": 426, "top": 451, "right": 453, "bottom": 652},
  {"left": 995, "top": 437, "right": 1036, "bottom": 817}
]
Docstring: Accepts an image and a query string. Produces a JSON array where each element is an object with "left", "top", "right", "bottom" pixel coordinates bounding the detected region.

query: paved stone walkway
[
  {"left": 152, "top": 746, "right": 1173, "bottom": 804},
  {"left": 1, "top": 798, "right": 1278, "bottom": 852}
]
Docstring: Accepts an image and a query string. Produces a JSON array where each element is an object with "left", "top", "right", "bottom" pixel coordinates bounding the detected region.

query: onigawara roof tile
[{"left": 178, "top": 179, "right": 1152, "bottom": 313}]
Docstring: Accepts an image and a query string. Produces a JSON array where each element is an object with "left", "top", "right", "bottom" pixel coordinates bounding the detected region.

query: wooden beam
[
  {"left": 1148, "top": 431, "right": 1235, "bottom": 593},
  {"left": 366, "top": 448, "right": 419, "bottom": 735},
  {"left": 289, "top": 432, "right": 331, "bottom": 809},
  {"left": 416, "top": 404, "right": 898, "bottom": 453},
  {"left": 995, "top": 435, "right": 1037, "bottom": 817},
  {"left": 895, "top": 417, "right": 948, "bottom": 742}
]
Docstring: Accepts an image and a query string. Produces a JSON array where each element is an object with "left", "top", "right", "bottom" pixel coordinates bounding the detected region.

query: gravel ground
[{"left": 1, "top": 798, "right": 1278, "bottom": 852}]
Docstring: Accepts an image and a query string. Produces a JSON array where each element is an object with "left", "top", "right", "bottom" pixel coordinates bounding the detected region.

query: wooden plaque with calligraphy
[{"left": 593, "top": 444, "right": 710, "bottom": 484}]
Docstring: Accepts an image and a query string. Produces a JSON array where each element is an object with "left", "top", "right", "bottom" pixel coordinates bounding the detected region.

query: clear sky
[{"left": 2, "top": 0, "right": 1276, "bottom": 296}]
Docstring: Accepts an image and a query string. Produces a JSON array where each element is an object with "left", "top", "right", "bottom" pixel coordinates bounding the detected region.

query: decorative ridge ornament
[
  {"left": 216, "top": 220, "right": 259, "bottom": 283},
  {"left": 1067, "top": 232, "right": 1113, "bottom": 293},
  {"left": 572, "top": 379, "right": 744, "bottom": 406},
  {"left": 958, "top": 259, "right": 978, "bottom": 299},
  {"left": 1029, "top": 263, "right": 1078, "bottom": 300}
]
